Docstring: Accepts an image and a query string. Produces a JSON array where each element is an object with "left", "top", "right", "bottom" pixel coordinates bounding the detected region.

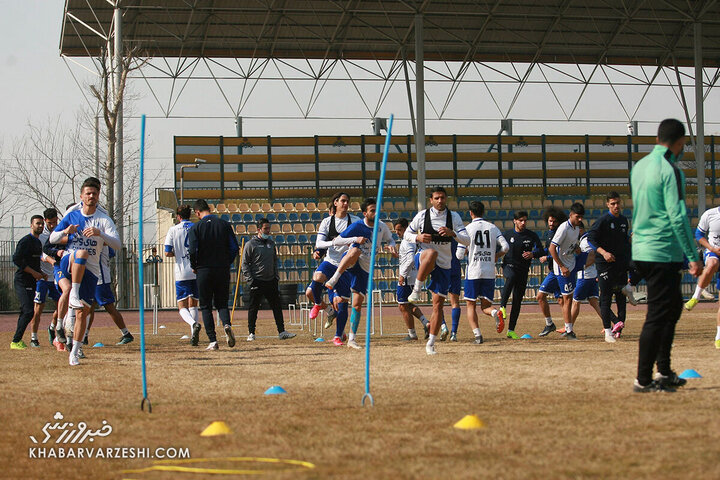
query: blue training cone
[
  {"left": 314, "top": 337, "right": 325, "bottom": 342},
  {"left": 678, "top": 369, "right": 702, "bottom": 379},
  {"left": 520, "top": 334, "right": 532, "bottom": 339},
  {"left": 93, "top": 342, "right": 104, "bottom": 347},
  {"left": 264, "top": 385, "right": 287, "bottom": 395}
]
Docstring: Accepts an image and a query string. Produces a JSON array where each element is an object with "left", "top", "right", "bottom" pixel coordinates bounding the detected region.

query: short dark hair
[
  {"left": 361, "top": 197, "right": 376, "bottom": 213},
  {"left": 657, "top": 119, "right": 685, "bottom": 145},
  {"left": 393, "top": 217, "right": 409, "bottom": 228},
  {"left": 606, "top": 191, "right": 621, "bottom": 202},
  {"left": 330, "top": 192, "right": 349, "bottom": 214},
  {"left": 543, "top": 206, "right": 566, "bottom": 224},
  {"left": 430, "top": 186, "right": 447, "bottom": 197},
  {"left": 30, "top": 215, "right": 44, "bottom": 224},
  {"left": 177, "top": 205, "right": 192, "bottom": 220},
  {"left": 81, "top": 177, "right": 101, "bottom": 192},
  {"left": 43, "top": 208, "right": 58, "bottom": 220},
  {"left": 469, "top": 200, "right": 485, "bottom": 217},
  {"left": 570, "top": 202, "right": 585, "bottom": 216},
  {"left": 514, "top": 210, "right": 528, "bottom": 220},
  {"left": 257, "top": 217, "right": 270, "bottom": 229},
  {"left": 193, "top": 199, "right": 210, "bottom": 212}
]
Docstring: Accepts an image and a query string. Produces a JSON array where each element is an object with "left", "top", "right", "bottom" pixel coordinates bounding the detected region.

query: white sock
[
  {"left": 408, "top": 328, "right": 416, "bottom": 337},
  {"left": 348, "top": 332, "right": 356, "bottom": 342},
  {"left": 414, "top": 279, "right": 423, "bottom": 292},
  {"left": 604, "top": 328, "right": 612, "bottom": 336},
  {"left": 473, "top": 327, "right": 481, "bottom": 337},
  {"left": 565, "top": 323, "right": 573, "bottom": 333},
  {"left": 190, "top": 306, "right": 199, "bottom": 321},
  {"left": 693, "top": 285, "right": 704, "bottom": 300},
  {"left": 327, "top": 271, "right": 341, "bottom": 287},
  {"left": 427, "top": 334, "right": 436, "bottom": 346},
  {"left": 490, "top": 309, "right": 498, "bottom": 318},
  {"left": 71, "top": 339, "right": 81, "bottom": 356},
  {"left": 545, "top": 317, "right": 553, "bottom": 326},
  {"left": 70, "top": 283, "right": 80, "bottom": 298},
  {"left": 716, "top": 326, "right": 720, "bottom": 341},
  {"left": 418, "top": 315, "right": 428, "bottom": 327},
  {"left": 31, "top": 332, "right": 38, "bottom": 341},
  {"left": 121, "top": 327, "right": 129, "bottom": 335},
  {"left": 179, "top": 308, "right": 195, "bottom": 327}
]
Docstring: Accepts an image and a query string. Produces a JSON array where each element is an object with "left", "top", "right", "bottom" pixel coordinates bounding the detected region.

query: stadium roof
[{"left": 61, "top": 0, "right": 720, "bottom": 67}]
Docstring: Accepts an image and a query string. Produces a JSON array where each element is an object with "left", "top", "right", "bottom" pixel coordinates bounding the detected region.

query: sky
[{"left": 1, "top": 1, "right": 719, "bottom": 242}]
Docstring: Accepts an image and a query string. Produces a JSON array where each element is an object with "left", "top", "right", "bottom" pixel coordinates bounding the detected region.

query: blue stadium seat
[
  {"left": 310, "top": 234, "right": 317, "bottom": 243},
  {"left": 284, "top": 259, "right": 294, "bottom": 269},
  {"left": 275, "top": 235, "right": 286, "bottom": 244},
  {"left": 231, "top": 213, "right": 242, "bottom": 223},
  {"left": 379, "top": 211, "right": 388, "bottom": 220},
  {"left": 243, "top": 213, "right": 253, "bottom": 223},
  {"left": 254, "top": 213, "right": 265, "bottom": 221},
  {"left": 289, "top": 212, "right": 299, "bottom": 221},
  {"left": 300, "top": 212, "right": 310, "bottom": 222},
  {"left": 378, "top": 257, "right": 388, "bottom": 266},
  {"left": 378, "top": 281, "right": 389, "bottom": 291},
  {"left": 296, "top": 258, "right": 307, "bottom": 269},
  {"left": 298, "top": 234, "right": 309, "bottom": 244},
  {"left": 220, "top": 214, "right": 230, "bottom": 221},
  {"left": 266, "top": 213, "right": 276, "bottom": 222},
  {"left": 311, "top": 211, "right": 322, "bottom": 221},
  {"left": 286, "top": 234, "right": 297, "bottom": 244},
  {"left": 389, "top": 211, "right": 399, "bottom": 220},
  {"left": 277, "top": 212, "right": 288, "bottom": 222}
]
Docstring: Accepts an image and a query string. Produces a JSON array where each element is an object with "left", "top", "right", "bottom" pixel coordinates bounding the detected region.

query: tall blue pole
[
  {"left": 361, "top": 113, "right": 394, "bottom": 407},
  {"left": 138, "top": 115, "right": 151, "bottom": 412}
]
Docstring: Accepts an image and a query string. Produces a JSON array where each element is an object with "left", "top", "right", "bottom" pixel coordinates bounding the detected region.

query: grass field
[{"left": 2, "top": 302, "right": 720, "bottom": 480}]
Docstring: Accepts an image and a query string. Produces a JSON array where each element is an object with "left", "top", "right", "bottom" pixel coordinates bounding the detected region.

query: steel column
[
  {"left": 695, "top": 22, "right": 706, "bottom": 213},
  {"left": 415, "top": 14, "right": 426, "bottom": 209}
]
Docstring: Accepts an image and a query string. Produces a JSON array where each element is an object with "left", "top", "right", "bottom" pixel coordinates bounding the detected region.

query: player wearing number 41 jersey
[
  {"left": 549, "top": 203, "right": 585, "bottom": 340},
  {"left": 457, "top": 201, "right": 509, "bottom": 344}
]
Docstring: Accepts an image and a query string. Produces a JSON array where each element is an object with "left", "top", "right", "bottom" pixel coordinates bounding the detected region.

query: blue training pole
[
  {"left": 138, "top": 114, "right": 151, "bottom": 412},
  {"left": 361, "top": 113, "right": 394, "bottom": 407}
]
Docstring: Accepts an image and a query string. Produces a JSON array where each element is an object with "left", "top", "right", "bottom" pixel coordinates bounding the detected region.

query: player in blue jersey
[
  {"left": 49, "top": 178, "right": 121, "bottom": 365},
  {"left": 324, "top": 198, "right": 397, "bottom": 349},
  {"left": 536, "top": 207, "right": 567, "bottom": 337}
]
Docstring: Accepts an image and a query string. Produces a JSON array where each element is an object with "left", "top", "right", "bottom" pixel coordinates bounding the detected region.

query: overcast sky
[{"left": 1, "top": 1, "right": 719, "bottom": 241}]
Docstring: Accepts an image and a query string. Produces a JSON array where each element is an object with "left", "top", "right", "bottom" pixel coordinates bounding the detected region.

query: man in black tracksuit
[
  {"left": 500, "top": 211, "right": 544, "bottom": 338},
  {"left": 587, "top": 191, "right": 634, "bottom": 338},
  {"left": 11, "top": 215, "right": 45, "bottom": 349},
  {"left": 241, "top": 218, "right": 296, "bottom": 341},
  {"left": 188, "top": 199, "right": 239, "bottom": 349}
]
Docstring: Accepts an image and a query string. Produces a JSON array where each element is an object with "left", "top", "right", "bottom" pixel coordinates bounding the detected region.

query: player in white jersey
[
  {"left": 29, "top": 208, "right": 61, "bottom": 348},
  {"left": 393, "top": 218, "right": 430, "bottom": 341},
  {"left": 686, "top": 205, "right": 720, "bottom": 348},
  {"left": 49, "top": 177, "right": 121, "bottom": 366},
  {"left": 685, "top": 205, "right": 720, "bottom": 312},
  {"left": 457, "top": 201, "right": 509, "bottom": 344},
  {"left": 324, "top": 198, "right": 397, "bottom": 349},
  {"left": 164, "top": 205, "right": 202, "bottom": 346},
  {"left": 404, "top": 187, "right": 470, "bottom": 355},
  {"left": 548, "top": 202, "right": 585, "bottom": 340},
  {"left": 305, "top": 193, "right": 361, "bottom": 335},
  {"left": 570, "top": 227, "right": 610, "bottom": 342}
]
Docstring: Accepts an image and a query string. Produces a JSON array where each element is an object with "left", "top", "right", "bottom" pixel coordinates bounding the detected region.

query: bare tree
[{"left": 89, "top": 45, "right": 147, "bottom": 223}]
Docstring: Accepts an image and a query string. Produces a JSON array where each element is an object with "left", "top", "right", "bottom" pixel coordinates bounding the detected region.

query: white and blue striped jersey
[
  {"left": 577, "top": 236, "right": 597, "bottom": 279},
  {"left": 49, "top": 208, "right": 121, "bottom": 278},
  {"left": 398, "top": 239, "right": 418, "bottom": 285},
  {"left": 315, "top": 213, "right": 361, "bottom": 266},
  {"left": 404, "top": 207, "right": 470, "bottom": 269},
  {"left": 164, "top": 220, "right": 196, "bottom": 281},
  {"left": 338, "top": 219, "right": 395, "bottom": 273},
  {"left": 38, "top": 226, "right": 55, "bottom": 277},
  {"left": 97, "top": 246, "right": 115, "bottom": 285},
  {"left": 697, "top": 206, "right": 720, "bottom": 251},
  {"left": 457, "top": 218, "right": 508, "bottom": 280},
  {"left": 551, "top": 220, "right": 581, "bottom": 273}
]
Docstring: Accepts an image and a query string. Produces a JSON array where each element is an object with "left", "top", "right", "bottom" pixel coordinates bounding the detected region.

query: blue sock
[
  {"left": 350, "top": 308, "right": 361, "bottom": 334},
  {"left": 451, "top": 307, "right": 461, "bottom": 334},
  {"left": 335, "top": 302, "right": 349, "bottom": 338},
  {"left": 309, "top": 280, "right": 324, "bottom": 305}
]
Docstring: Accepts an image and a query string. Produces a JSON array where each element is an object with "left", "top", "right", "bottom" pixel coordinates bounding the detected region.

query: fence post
[
  {"left": 407, "top": 135, "right": 413, "bottom": 198},
  {"left": 497, "top": 133, "right": 503, "bottom": 198},
  {"left": 266, "top": 136, "right": 273, "bottom": 200},
  {"left": 541, "top": 134, "right": 547, "bottom": 198},
  {"left": 452, "top": 134, "right": 458, "bottom": 198},
  {"left": 712, "top": 135, "right": 716, "bottom": 197},
  {"left": 585, "top": 135, "right": 591, "bottom": 197},
  {"left": 219, "top": 136, "right": 225, "bottom": 200},
  {"left": 361, "top": 135, "right": 367, "bottom": 198},
  {"left": 314, "top": 135, "right": 320, "bottom": 199}
]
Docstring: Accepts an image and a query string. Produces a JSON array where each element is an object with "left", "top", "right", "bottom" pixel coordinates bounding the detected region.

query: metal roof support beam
[
  {"left": 695, "top": 22, "right": 706, "bottom": 213},
  {"left": 415, "top": 13, "right": 426, "bottom": 209}
]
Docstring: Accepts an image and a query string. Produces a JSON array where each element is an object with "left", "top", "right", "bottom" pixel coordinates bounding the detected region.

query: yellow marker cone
[
  {"left": 453, "top": 415, "right": 485, "bottom": 430},
  {"left": 200, "top": 421, "right": 233, "bottom": 436}
]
